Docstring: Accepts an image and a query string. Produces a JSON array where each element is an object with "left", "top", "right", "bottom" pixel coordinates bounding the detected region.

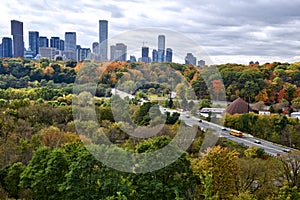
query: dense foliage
[{"left": 0, "top": 58, "right": 300, "bottom": 199}]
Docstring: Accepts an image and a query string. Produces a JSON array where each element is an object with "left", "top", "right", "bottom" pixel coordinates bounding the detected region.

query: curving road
[
  {"left": 113, "top": 88, "right": 296, "bottom": 156},
  {"left": 179, "top": 113, "right": 295, "bottom": 156}
]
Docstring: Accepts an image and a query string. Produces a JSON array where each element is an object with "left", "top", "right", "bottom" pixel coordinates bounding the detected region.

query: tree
[
  {"left": 278, "top": 151, "right": 300, "bottom": 188},
  {"left": 175, "top": 83, "right": 187, "bottom": 99},
  {"left": 238, "top": 158, "right": 280, "bottom": 199},
  {"left": 3, "top": 162, "right": 25, "bottom": 199},
  {"left": 244, "top": 146, "right": 264, "bottom": 158},
  {"left": 132, "top": 136, "right": 197, "bottom": 200},
  {"left": 43, "top": 148, "right": 68, "bottom": 199},
  {"left": 191, "top": 146, "right": 240, "bottom": 199},
  {"left": 133, "top": 102, "right": 157, "bottom": 126},
  {"left": 19, "top": 147, "right": 52, "bottom": 200},
  {"left": 291, "top": 97, "right": 300, "bottom": 111},
  {"left": 277, "top": 180, "right": 300, "bottom": 200},
  {"left": 233, "top": 191, "right": 257, "bottom": 200},
  {"left": 165, "top": 112, "right": 180, "bottom": 124},
  {"left": 181, "top": 97, "right": 188, "bottom": 108},
  {"left": 199, "top": 99, "right": 212, "bottom": 109},
  {"left": 60, "top": 146, "right": 128, "bottom": 200}
]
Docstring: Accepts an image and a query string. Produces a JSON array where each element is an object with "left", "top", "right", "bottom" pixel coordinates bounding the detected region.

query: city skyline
[
  {"left": 1, "top": 19, "right": 206, "bottom": 65},
  {"left": 1, "top": 0, "right": 300, "bottom": 64}
]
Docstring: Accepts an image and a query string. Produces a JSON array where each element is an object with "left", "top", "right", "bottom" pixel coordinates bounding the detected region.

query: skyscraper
[
  {"left": 76, "top": 45, "right": 81, "bottom": 61},
  {"left": 99, "top": 20, "right": 108, "bottom": 61},
  {"left": 79, "top": 48, "right": 91, "bottom": 61},
  {"left": 165, "top": 48, "right": 172, "bottom": 62},
  {"left": 140, "top": 46, "right": 151, "bottom": 63},
  {"left": 185, "top": 53, "right": 197, "bottom": 66},
  {"left": 158, "top": 35, "right": 165, "bottom": 62},
  {"left": 64, "top": 32, "right": 76, "bottom": 60},
  {"left": 92, "top": 42, "right": 99, "bottom": 54},
  {"left": 198, "top": 60, "right": 205, "bottom": 67},
  {"left": 0, "top": 44, "right": 2, "bottom": 58},
  {"left": 59, "top": 40, "right": 64, "bottom": 51},
  {"left": 152, "top": 49, "right": 158, "bottom": 62},
  {"left": 39, "top": 36, "right": 49, "bottom": 47},
  {"left": 2, "top": 37, "right": 13, "bottom": 58},
  {"left": 142, "top": 46, "right": 149, "bottom": 58},
  {"left": 50, "top": 37, "right": 60, "bottom": 49},
  {"left": 65, "top": 32, "right": 76, "bottom": 51},
  {"left": 110, "top": 43, "right": 127, "bottom": 61},
  {"left": 130, "top": 55, "right": 136, "bottom": 62},
  {"left": 29, "top": 31, "right": 39, "bottom": 57},
  {"left": 11, "top": 20, "right": 24, "bottom": 57}
]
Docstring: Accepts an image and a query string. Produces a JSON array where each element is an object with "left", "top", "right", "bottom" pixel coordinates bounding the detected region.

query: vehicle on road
[
  {"left": 254, "top": 140, "right": 261, "bottom": 144},
  {"left": 229, "top": 129, "right": 243, "bottom": 137},
  {"left": 283, "top": 149, "right": 291, "bottom": 153},
  {"left": 221, "top": 128, "right": 227, "bottom": 131},
  {"left": 198, "top": 119, "right": 202, "bottom": 123}
]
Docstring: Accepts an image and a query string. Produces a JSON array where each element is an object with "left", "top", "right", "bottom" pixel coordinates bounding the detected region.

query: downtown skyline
[
  {"left": 1, "top": 0, "right": 300, "bottom": 64},
  {"left": 0, "top": 19, "right": 199, "bottom": 64}
]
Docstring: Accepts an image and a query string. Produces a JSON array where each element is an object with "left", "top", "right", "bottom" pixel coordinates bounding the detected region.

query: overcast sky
[{"left": 1, "top": 0, "right": 300, "bottom": 64}]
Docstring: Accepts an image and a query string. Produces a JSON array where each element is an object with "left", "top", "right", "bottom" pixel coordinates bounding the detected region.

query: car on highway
[
  {"left": 221, "top": 128, "right": 227, "bottom": 131},
  {"left": 198, "top": 119, "right": 202, "bottom": 123},
  {"left": 282, "top": 149, "right": 291, "bottom": 153},
  {"left": 254, "top": 140, "right": 261, "bottom": 144}
]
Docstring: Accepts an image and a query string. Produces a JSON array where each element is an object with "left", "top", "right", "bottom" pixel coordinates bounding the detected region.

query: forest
[{"left": 0, "top": 57, "right": 300, "bottom": 199}]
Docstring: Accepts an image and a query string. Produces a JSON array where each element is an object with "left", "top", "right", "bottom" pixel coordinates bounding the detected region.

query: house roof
[{"left": 225, "top": 97, "right": 252, "bottom": 115}]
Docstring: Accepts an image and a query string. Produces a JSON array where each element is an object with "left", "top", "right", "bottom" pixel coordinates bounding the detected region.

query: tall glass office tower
[
  {"left": 158, "top": 35, "right": 165, "bottom": 62},
  {"left": 99, "top": 20, "right": 108, "bottom": 61},
  {"left": 2, "top": 37, "right": 13, "bottom": 58},
  {"left": 29, "top": 31, "right": 39, "bottom": 57},
  {"left": 11, "top": 20, "right": 24, "bottom": 57},
  {"left": 64, "top": 32, "right": 77, "bottom": 60}
]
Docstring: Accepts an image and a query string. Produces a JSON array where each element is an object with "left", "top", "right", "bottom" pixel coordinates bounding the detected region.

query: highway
[
  {"left": 178, "top": 113, "right": 295, "bottom": 156},
  {"left": 112, "top": 88, "right": 296, "bottom": 156}
]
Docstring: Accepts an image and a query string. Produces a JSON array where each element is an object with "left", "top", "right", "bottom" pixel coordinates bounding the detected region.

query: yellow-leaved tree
[{"left": 191, "top": 145, "right": 240, "bottom": 199}]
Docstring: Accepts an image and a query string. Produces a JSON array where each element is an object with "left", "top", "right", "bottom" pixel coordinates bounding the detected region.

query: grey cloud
[
  {"left": 2, "top": 0, "right": 300, "bottom": 63},
  {"left": 82, "top": 3, "right": 124, "bottom": 18}
]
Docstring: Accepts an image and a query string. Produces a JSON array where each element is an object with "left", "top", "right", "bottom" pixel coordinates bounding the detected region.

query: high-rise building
[
  {"left": 99, "top": 20, "right": 108, "bottom": 61},
  {"left": 79, "top": 48, "right": 91, "bottom": 61},
  {"left": 39, "top": 36, "right": 49, "bottom": 47},
  {"left": 65, "top": 32, "right": 76, "bottom": 51},
  {"left": 158, "top": 35, "right": 165, "bottom": 62},
  {"left": 92, "top": 42, "right": 99, "bottom": 54},
  {"left": 50, "top": 37, "right": 60, "bottom": 49},
  {"left": 130, "top": 55, "right": 136, "bottom": 62},
  {"left": 59, "top": 39, "right": 64, "bottom": 51},
  {"left": 11, "top": 20, "right": 24, "bottom": 57},
  {"left": 110, "top": 43, "right": 127, "bottom": 61},
  {"left": 0, "top": 43, "right": 2, "bottom": 58},
  {"left": 165, "top": 48, "right": 172, "bottom": 62},
  {"left": 139, "top": 46, "right": 151, "bottom": 63},
  {"left": 64, "top": 32, "right": 76, "bottom": 60},
  {"left": 29, "top": 31, "right": 39, "bottom": 57},
  {"left": 39, "top": 47, "right": 61, "bottom": 59},
  {"left": 185, "top": 53, "right": 197, "bottom": 66},
  {"left": 2, "top": 37, "right": 13, "bottom": 58},
  {"left": 152, "top": 49, "right": 158, "bottom": 62},
  {"left": 142, "top": 46, "right": 149, "bottom": 58},
  {"left": 198, "top": 60, "right": 205, "bottom": 67},
  {"left": 76, "top": 45, "right": 81, "bottom": 61}
]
